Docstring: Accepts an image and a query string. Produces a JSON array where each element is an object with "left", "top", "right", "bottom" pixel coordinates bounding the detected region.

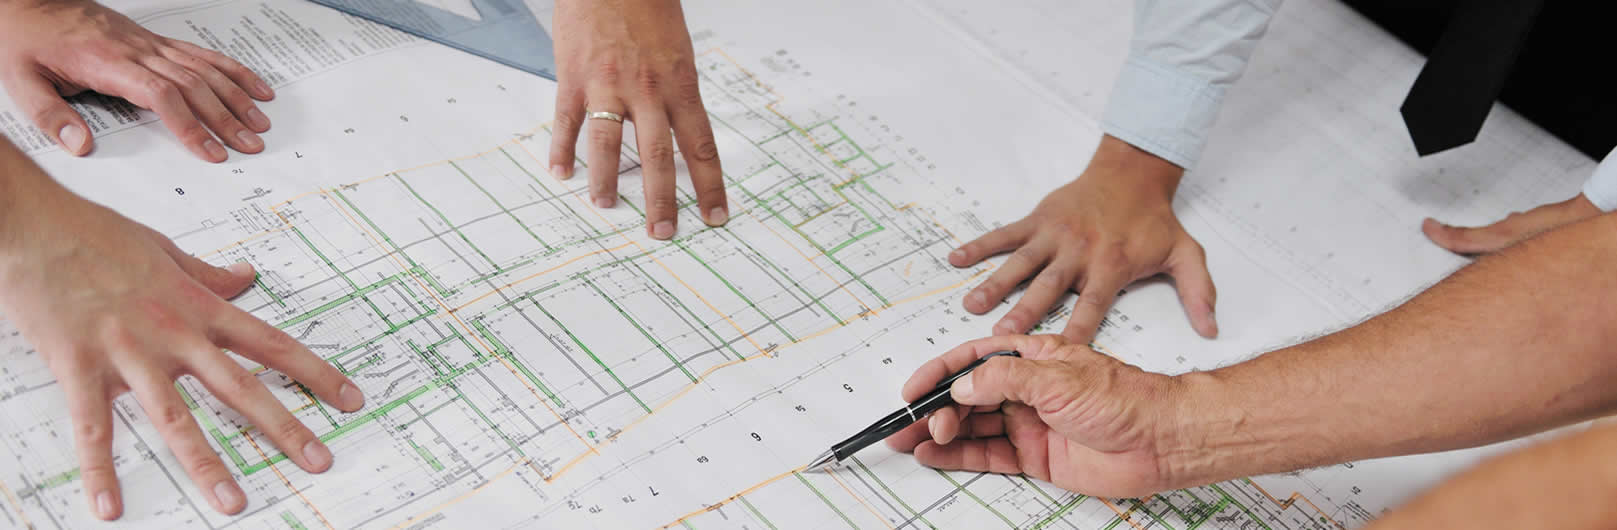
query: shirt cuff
[
  {"left": 1101, "top": 56, "right": 1228, "bottom": 169},
  {"left": 1582, "top": 147, "right": 1617, "bottom": 212}
]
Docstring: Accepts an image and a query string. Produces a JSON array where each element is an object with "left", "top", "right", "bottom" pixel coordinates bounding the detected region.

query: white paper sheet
[{"left": 0, "top": 0, "right": 1595, "bottom": 528}]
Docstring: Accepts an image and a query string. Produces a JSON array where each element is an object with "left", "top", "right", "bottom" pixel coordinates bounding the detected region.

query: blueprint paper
[{"left": 0, "top": 0, "right": 1597, "bottom": 528}]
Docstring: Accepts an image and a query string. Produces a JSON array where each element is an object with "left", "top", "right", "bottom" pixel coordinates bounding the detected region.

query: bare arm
[
  {"left": 1169, "top": 211, "right": 1617, "bottom": 485},
  {"left": 893, "top": 211, "right": 1617, "bottom": 502},
  {"left": 1366, "top": 422, "right": 1617, "bottom": 529}
]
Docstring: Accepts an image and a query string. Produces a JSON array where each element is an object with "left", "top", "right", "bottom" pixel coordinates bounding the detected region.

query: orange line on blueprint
[
  {"left": 240, "top": 431, "right": 336, "bottom": 529},
  {"left": 737, "top": 205, "right": 876, "bottom": 316},
  {"left": 388, "top": 458, "right": 529, "bottom": 530},
  {"left": 658, "top": 466, "right": 808, "bottom": 529},
  {"left": 0, "top": 479, "right": 33, "bottom": 529},
  {"left": 313, "top": 189, "right": 598, "bottom": 458},
  {"left": 450, "top": 242, "right": 636, "bottom": 312},
  {"left": 1099, "top": 498, "right": 1147, "bottom": 530},
  {"left": 827, "top": 468, "right": 897, "bottom": 530},
  {"left": 1244, "top": 477, "right": 1346, "bottom": 529}
]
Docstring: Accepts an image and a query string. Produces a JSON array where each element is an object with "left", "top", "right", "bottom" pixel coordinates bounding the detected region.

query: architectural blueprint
[{"left": 0, "top": 0, "right": 1601, "bottom": 528}]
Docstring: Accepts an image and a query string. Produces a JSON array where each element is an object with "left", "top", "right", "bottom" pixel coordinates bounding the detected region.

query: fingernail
[
  {"left": 96, "top": 490, "right": 117, "bottom": 519},
  {"left": 302, "top": 439, "right": 333, "bottom": 470},
  {"left": 226, "top": 262, "right": 255, "bottom": 277},
  {"left": 550, "top": 165, "right": 570, "bottom": 180},
  {"left": 948, "top": 248, "right": 966, "bottom": 263},
  {"left": 705, "top": 206, "right": 729, "bottom": 226},
  {"left": 967, "top": 290, "right": 987, "bottom": 309},
  {"left": 926, "top": 416, "right": 942, "bottom": 441},
  {"left": 652, "top": 221, "right": 675, "bottom": 240},
  {"left": 236, "top": 130, "right": 262, "bottom": 150},
  {"left": 253, "top": 80, "right": 273, "bottom": 99},
  {"left": 247, "top": 108, "right": 271, "bottom": 130},
  {"left": 58, "top": 124, "right": 88, "bottom": 153},
  {"left": 338, "top": 382, "right": 365, "bottom": 410},
  {"left": 594, "top": 196, "right": 614, "bottom": 209},
  {"left": 950, "top": 372, "right": 975, "bottom": 400},
  {"left": 996, "top": 316, "right": 1020, "bottom": 333},
  {"left": 203, "top": 139, "right": 227, "bottom": 161},
  {"left": 212, "top": 481, "right": 244, "bottom": 512}
]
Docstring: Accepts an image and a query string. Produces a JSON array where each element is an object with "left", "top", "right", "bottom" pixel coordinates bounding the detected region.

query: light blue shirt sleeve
[
  {"left": 1102, "top": 0, "right": 1284, "bottom": 168},
  {"left": 1581, "top": 148, "right": 1617, "bottom": 212}
]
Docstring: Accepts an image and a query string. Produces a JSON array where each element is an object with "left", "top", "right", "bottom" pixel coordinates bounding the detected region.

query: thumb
[
  {"left": 148, "top": 229, "right": 257, "bottom": 298},
  {"left": 3, "top": 72, "right": 93, "bottom": 156},
  {"left": 1424, "top": 194, "right": 1602, "bottom": 256},
  {"left": 1421, "top": 217, "right": 1523, "bottom": 255},
  {"left": 950, "top": 356, "right": 1055, "bottom": 409},
  {"left": 1167, "top": 240, "right": 1218, "bottom": 338}
]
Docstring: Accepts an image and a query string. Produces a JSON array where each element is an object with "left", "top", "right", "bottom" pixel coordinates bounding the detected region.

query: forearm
[
  {"left": 1367, "top": 422, "right": 1617, "bottom": 529},
  {"left": 1165, "top": 212, "right": 1617, "bottom": 485}
]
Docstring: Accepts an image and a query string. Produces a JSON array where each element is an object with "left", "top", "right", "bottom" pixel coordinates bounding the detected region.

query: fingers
[
  {"left": 900, "top": 335, "right": 1054, "bottom": 402},
  {"left": 188, "top": 350, "right": 333, "bottom": 473},
  {"left": 548, "top": 86, "right": 586, "bottom": 180},
  {"left": 141, "top": 56, "right": 262, "bottom": 154},
  {"left": 633, "top": 104, "right": 679, "bottom": 240},
  {"left": 151, "top": 230, "right": 256, "bottom": 298},
  {"left": 999, "top": 402, "right": 1052, "bottom": 481},
  {"left": 1167, "top": 240, "right": 1218, "bottom": 338},
  {"left": 963, "top": 242, "right": 1051, "bottom": 314},
  {"left": 884, "top": 420, "right": 934, "bottom": 452},
  {"left": 1061, "top": 267, "right": 1127, "bottom": 344},
  {"left": 949, "top": 355, "right": 1059, "bottom": 409},
  {"left": 1421, "top": 194, "right": 1601, "bottom": 256},
  {"left": 913, "top": 437, "right": 1024, "bottom": 476},
  {"left": 926, "top": 405, "right": 961, "bottom": 444},
  {"left": 583, "top": 95, "right": 625, "bottom": 209},
  {"left": 212, "top": 307, "right": 365, "bottom": 412},
  {"left": 163, "top": 39, "right": 274, "bottom": 102},
  {"left": 157, "top": 45, "right": 269, "bottom": 133},
  {"left": 667, "top": 71, "right": 728, "bottom": 227},
  {"left": 2, "top": 72, "right": 95, "bottom": 155},
  {"left": 58, "top": 365, "right": 121, "bottom": 520},
  {"left": 125, "top": 369, "right": 246, "bottom": 514},
  {"left": 94, "top": 59, "right": 226, "bottom": 162},
  {"left": 994, "top": 254, "right": 1079, "bottom": 335},
  {"left": 949, "top": 221, "right": 1032, "bottom": 269}
]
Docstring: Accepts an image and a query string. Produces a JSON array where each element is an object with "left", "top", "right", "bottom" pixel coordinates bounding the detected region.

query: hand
[
  {"left": 548, "top": 0, "right": 729, "bottom": 240},
  {"left": 0, "top": 181, "right": 364, "bottom": 519},
  {"left": 0, "top": 0, "right": 275, "bottom": 162},
  {"left": 883, "top": 335, "right": 1187, "bottom": 498},
  {"left": 949, "top": 135, "right": 1216, "bottom": 343},
  {"left": 1422, "top": 193, "right": 1602, "bottom": 255}
]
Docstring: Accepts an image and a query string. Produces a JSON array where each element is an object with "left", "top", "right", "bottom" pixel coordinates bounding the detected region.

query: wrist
[
  {"left": 1084, "top": 135, "right": 1185, "bottom": 202},
  {"left": 0, "top": 143, "right": 68, "bottom": 261},
  {"left": 1153, "top": 368, "right": 1331, "bottom": 489}
]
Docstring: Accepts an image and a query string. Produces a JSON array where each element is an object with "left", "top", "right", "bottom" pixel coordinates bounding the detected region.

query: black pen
[{"left": 803, "top": 350, "right": 1021, "bottom": 470}]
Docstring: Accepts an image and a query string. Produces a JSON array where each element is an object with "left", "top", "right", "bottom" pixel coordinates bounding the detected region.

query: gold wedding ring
[{"left": 587, "top": 111, "right": 624, "bottom": 123}]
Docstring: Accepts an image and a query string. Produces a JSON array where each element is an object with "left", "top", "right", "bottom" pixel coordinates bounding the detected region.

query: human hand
[
  {"left": 548, "top": 0, "right": 729, "bottom": 240},
  {"left": 883, "top": 335, "right": 1187, "bottom": 498},
  {"left": 0, "top": 0, "right": 274, "bottom": 162},
  {"left": 949, "top": 135, "right": 1216, "bottom": 343},
  {"left": 0, "top": 179, "right": 363, "bottom": 519},
  {"left": 1422, "top": 193, "right": 1601, "bottom": 255}
]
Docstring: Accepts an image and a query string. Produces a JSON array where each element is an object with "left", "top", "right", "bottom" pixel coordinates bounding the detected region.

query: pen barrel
[{"left": 826, "top": 351, "right": 1020, "bottom": 463}]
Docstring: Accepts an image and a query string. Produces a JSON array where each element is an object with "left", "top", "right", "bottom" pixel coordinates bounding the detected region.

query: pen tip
[{"left": 804, "top": 450, "right": 836, "bottom": 471}]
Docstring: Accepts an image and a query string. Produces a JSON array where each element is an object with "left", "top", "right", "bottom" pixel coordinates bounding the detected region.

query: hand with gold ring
[{"left": 549, "top": 0, "right": 728, "bottom": 240}]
